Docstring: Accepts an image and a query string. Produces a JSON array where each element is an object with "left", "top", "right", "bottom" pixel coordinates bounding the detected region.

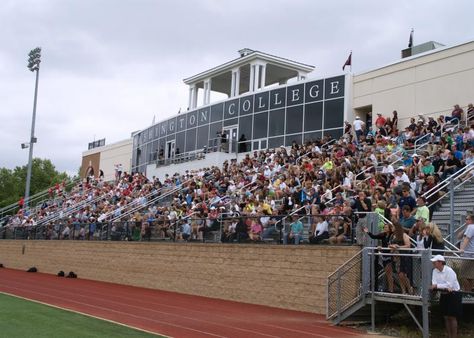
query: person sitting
[
  {"left": 284, "top": 215, "right": 304, "bottom": 245},
  {"left": 309, "top": 215, "right": 329, "bottom": 244}
]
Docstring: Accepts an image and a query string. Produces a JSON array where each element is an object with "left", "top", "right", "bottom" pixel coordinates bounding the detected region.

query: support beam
[
  {"left": 260, "top": 64, "right": 266, "bottom": 89},
  {"left": 249, "top": 64, "right": 255, "bottom": 92}
]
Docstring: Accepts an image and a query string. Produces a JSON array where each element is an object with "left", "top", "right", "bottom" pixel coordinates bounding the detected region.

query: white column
[
  {"left": 260, "top": 63, "right": 266, "bottom": 89},
  {"left": 192, "top": 86, "right": 198, "bottom": 108},
  {"left": 203, "top": 79, "right": 211, "bottom": 105},
  {"left": 254, "top": 64, "right": 260, "bottom": 91},
  {"left": 189, "top": 85, "right": 197, "bottom": 109},
  {"left": 235, "top": 68, "right": 240, "bottom": 96},
  {"left": 188, "top": 86, "right": 193, "bottom": 109},
  {"left": 249, "top": 64, "right": 255, "bottom": 92},
  {"left": 230, "top": 72, "right": 235, "bottom": 98}
]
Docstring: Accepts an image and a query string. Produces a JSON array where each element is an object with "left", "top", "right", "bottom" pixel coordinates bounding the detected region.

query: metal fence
[
  {"left": 0, "top": 213, "right": 359, "bottom": 245},
  {"left": 327, "top": 247, "right": 474, "bottom": 338}
]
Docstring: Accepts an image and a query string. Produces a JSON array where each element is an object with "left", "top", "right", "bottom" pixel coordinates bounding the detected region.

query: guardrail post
[
  {"left": 421, "top": 249, "right": 431, "bottom": 338},
  {"left": 449, "top": 176, "right": 454, "bottom": 242}
]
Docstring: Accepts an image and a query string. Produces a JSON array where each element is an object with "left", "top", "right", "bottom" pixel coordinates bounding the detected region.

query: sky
[{"left": 0, "top": 0, "right": 473, "bottom": 175}]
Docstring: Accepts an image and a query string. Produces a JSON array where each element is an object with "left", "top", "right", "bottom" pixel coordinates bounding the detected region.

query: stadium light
[{"left": 23, "top": 47, "right": 41, "bottom": 209}]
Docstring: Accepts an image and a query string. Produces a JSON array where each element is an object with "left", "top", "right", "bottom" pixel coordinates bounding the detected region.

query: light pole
[{"left": 24, "top": 47, "right": 41, "bottom": 209}]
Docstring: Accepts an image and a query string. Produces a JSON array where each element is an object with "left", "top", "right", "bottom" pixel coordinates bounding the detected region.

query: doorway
[
  {"left": 223, "top": 126, "right": 238, "bottom": 154},
  {"left": 165, "top": 140, "right": 175, "bottom": 159}
]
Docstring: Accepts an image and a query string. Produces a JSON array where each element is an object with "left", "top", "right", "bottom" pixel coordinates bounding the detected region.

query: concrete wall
[
  {"left": 353, "top": 40, "right": 474, "bottom": 128},
  {"left": 80, "top": 153, "right": 100, "bottom": 179},
  {"left": 82, "top": 139, "right": 132, "bottom": 181},
  {"left": 0, "top": 241, "right": 358, "bottom": 314}
]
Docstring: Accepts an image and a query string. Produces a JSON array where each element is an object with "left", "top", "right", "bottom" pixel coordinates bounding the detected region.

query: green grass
[{"left": 0, "top": 293, "right": 163, "bottom": 338}]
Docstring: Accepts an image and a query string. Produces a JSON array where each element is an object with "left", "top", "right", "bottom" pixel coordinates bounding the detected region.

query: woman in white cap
[{"left": 430, "top": 254, "right": 462, "bottom": 338}]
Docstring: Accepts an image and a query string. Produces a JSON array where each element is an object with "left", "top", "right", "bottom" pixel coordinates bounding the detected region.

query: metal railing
[
  {"left": 413, "top": 133, "right": 432, "bottom": 155},
  {"left": 327, "top": 247, "right": 474, "bottom": 338},
  {"left": 0, "top": 177, "right": 80, "bottom": 218}
]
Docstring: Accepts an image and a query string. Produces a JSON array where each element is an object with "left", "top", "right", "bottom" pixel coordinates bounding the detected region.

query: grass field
[{"left": 0, "top": 293, "right": 162, "bottom": 337}]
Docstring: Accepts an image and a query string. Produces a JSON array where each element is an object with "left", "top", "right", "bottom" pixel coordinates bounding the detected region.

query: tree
[{"left": 0, "top": 158, "right": 70, "bottom": 210}]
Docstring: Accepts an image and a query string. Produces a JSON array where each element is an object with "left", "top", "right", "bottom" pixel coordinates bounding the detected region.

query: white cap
[
  {"left": 355, "top": 116, "right": 360, "bottom": 119},
  {"left": 430, "top": 254, "right": 445, "bottom": 262}
]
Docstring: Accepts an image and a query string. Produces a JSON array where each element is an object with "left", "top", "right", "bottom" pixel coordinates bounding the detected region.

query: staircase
[{"left": 430, "top": 176, "right": 474, "bottom": 242}]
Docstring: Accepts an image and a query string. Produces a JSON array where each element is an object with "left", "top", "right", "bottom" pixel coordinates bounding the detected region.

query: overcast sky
[{"left": 0, "top": 0, "right": 473, "bottom": 175}]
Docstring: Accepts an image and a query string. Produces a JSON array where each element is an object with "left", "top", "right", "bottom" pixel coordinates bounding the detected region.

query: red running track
[{"left": 0, "top": 268, "right": 364, "bottom": 338}]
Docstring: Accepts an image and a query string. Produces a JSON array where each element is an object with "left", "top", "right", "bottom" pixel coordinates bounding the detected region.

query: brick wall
[{"left": 0, "top": 241, "right": 359, "bottom": 314}]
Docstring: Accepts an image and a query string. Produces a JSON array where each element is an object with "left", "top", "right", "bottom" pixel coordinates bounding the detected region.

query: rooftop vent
[
  {"left": 401, "top": 41, "right": 445, "bottom": 58},
  {"left": 238, "top": 48, "right": 254, "bottom": 57}
]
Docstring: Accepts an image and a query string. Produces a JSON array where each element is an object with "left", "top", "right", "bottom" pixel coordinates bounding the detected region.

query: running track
[{"left": 0, "top": 268, "right": 365, "bottom": 338}]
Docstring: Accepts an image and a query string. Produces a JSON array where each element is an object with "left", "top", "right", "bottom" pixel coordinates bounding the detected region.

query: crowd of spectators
[{"left": 2, "top": 104, "right": 474, "bottom": 254}]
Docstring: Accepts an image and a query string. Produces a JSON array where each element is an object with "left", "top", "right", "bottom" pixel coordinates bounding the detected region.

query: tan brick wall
[{"left": 0, "top": 241, "right": 359, "bottom": 314}]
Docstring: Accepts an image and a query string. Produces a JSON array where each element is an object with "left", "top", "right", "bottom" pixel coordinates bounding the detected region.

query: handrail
[
  {"left": 427, "top": 173, "right": 474, "bottom": 208},
  {"left": 273, "top": 205, "right": 306, "bottom": 231},
  {"left": 14, "top": 181, "right": 99, "bottom": 226},
  {"left": 108, "top": 177, "right": 198, "bottom": 223},
  {"left": 397, "top": 104, "right": 470, "bottom": 123},
  {"left": 353, "top": 165, "right": 374, "bottom": 183},
  {"left": 413, "top": 133, "right": 432, "bottom": 155},
  {"left": 321, "top": 138, "right": 337, "bottom": 149},
  {"left": 36, "top": 186, "right": 112, "bottom": 226},
  {"left": 423, "top": 161, "right": 474, "bottom": 200},
  {"left": 0, "top": 177, "right": 80, "bottom": 216}
]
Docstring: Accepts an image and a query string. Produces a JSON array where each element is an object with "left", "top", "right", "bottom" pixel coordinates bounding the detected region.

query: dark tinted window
[
  {"left": 324, "top": 99, "right": 344, "bottom": 129},
  {"left": 286, "top": 83, "right": 304, "bottom": 106},
  {"left": 198, "top": 108, "right": 210, "bottom": 126},
  {"left": 254, "top": 91, "right": 269, "bottom": 113},
  {"left": 187, "top": 110, "right": 198, "bottom": 129},
  {"left": 304, "top": 131, "right": 322, "bottom": 143},
  {"left": 269, "top": 109, "right": 285, "bottom": 136},
  {"left": 305, "top": 79, "right": 323, "bottom": 103},
  {"left": 209, "top": 121, "right": 223, "bottom": 147},
  {"left": 185, "top": 128, "right": 197, "bottom": 152},
  {"left": 176, "top": 132, "right": 185, "bottom": 155},
  {"left": 269, "top": 88, "right": 286, "bottom": 110},
  {"left": 211, "top": 103, "right": 224, "bottom": 122},
  {"left": 304, "top": 102, "right": 323, "bottom": 131},
  {"left": 253, "top": 112, "right": 268, "bottom": 139},
  {"left": 239, "top": 95, "right": 254, "bottom": 115},
  {"left": 167, "top": 117, "right": 177, "bottom": 134},
  {"left": 224, "top": 118, "right": 238, "bottom": 127},
  {"left": 286, "top": 105, "right": 303, "bottom": 134},
  {"left": 285, "top": 134, "right": 302, "bottom": 147},
  {"left": 177, "top": 115, "right": 187, "bottom": 132},
  {"left": 196, "top": 125, "right": 209, "bottom": 150},
  {"left": 238, "top": 115, "right": 253, "bottom": 143},
  {"left": 268, "top": 136, "right": 284, "bottom": 149},
  {"left": 324, "top": 75, "right": 345, "bottom": 100},
  {"left": 224, "top": 99, "right": 239, "bottom": 120},
  {"left": 324, "top": 128, "right": 343, "bottom": 139}
]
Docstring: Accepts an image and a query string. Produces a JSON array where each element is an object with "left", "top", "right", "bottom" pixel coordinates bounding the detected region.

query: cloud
[{"left": 0, "top": 0, "right": 472, "bottom": 174}]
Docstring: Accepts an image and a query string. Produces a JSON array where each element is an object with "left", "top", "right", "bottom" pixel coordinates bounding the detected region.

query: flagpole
[{"left": 350, "top": 50, "right": 352, "bottom": 73}]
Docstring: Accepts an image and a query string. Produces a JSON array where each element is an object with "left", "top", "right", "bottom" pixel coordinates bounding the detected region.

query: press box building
[{"left": 82, "top": 40, "right": 474, "bottom": 180}]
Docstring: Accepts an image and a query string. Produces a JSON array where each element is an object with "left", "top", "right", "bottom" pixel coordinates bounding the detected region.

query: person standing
[
  {"left": 353, "top": 116, "right": 365, "bottom": 142},
  {"left": 430, "top": 255, "right": 462, "bottom": 338},
  {"left": 460, "top": 214, "right": 474, "bottom": 292}
]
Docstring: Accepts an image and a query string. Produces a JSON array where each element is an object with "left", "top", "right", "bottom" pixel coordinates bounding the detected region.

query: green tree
[{"left": 0, "top": 158, "right": 70, "bottom": 210}]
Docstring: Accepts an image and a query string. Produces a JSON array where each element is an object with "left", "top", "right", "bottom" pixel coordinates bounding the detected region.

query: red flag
[{"left": 342, "top": 52, "right": 352, "bottom": 71}]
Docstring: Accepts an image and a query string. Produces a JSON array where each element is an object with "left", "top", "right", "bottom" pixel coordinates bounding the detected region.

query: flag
[
  {"left": 342, "top": 52, "right": 352, "bottom": 71},
  {"left": 408, "top": 29, "right": 414, "bottom": 48}
]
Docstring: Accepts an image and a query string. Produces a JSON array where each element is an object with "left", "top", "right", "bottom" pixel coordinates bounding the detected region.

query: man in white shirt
[
  {"left": 430, "top": 255, "right": 462, "bottom": 338},
  {"left": 381, "top": 161, "right": 394, "bottom": 175},
  {"left": 353, "top": 116, "right": 365, "bottom": 142}
]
